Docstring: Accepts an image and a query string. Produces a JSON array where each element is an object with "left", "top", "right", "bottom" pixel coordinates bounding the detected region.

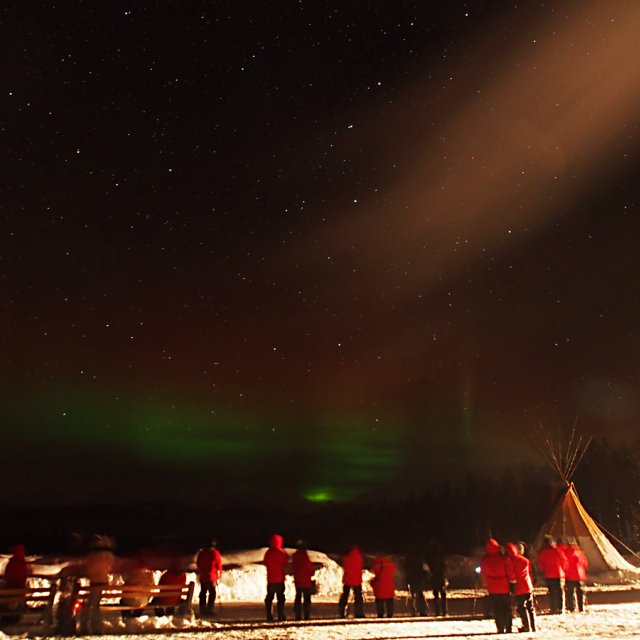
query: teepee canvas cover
[{"left": 536, "top": 482, "right": 639, "bottom": 576}]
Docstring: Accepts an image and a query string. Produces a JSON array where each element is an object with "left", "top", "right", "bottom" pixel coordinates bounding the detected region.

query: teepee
[{"left": 534, "top": 427, "right": 640, "bottom": 579}]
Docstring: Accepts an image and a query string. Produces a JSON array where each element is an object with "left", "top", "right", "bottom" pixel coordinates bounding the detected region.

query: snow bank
[{"left": 194, "top": 548, "right": 347, "bottom": 601}]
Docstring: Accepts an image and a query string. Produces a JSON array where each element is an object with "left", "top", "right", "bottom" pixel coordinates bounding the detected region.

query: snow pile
[
  {"left": 195, "top": 548, "right": 346, "bottom": 601},
  {"left": 1, "top": 548, "right": 346, "bottom": 602}
]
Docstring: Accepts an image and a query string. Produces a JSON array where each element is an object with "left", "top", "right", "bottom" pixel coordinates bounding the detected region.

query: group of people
[
  {"left": 2, "top": 535, "right": 448, "bottom": 625},
  {"left": 480, "top": 534, "right": 588, "bottom": 634},
  {"left": 2, "top": 532, "right": 588, "bottom": 632},
  {"left": 260, "top": 535, "right": 448, "bottom": 622},
  {"left": 78, "top": 534, "right": 189, "bottom": 633}
]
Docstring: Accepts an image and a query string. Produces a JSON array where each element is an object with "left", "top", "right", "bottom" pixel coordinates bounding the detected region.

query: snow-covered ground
[
  {"left": 3, "top": 604, "right": 639, "bottom": 639},
  {"left": 2, "top": 548, "right": 640, "bottom": 638}
]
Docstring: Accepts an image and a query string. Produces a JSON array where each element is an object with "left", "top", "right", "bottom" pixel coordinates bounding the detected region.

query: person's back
[
  {"left": 263, "top": 534, "right": 289, "bottom": 622},
  {"left": 480, "top": 538, "right": 514, "bottom": 634},
  {"left": 196, "top": 540, "right": 222, "bottom": 617},
  {"left": 564, "top": 542, "right": 588, "bottom": 613},
  {"left": 3, "top": 544, "right": 32, "bottom": 588},
  {"left": 564, "top": 544, "right": 588, "bottom": 582},
  {"left": 372, "top": 555, "right": 396, "bottom": 599},
  {"left": 425, "top": 540, "right": 447, "bottom": 616},
  {"left": 537, "top": 542, "right": 566, "bottom": 579},
  {"left": 292, "top": 547, "right": 314, "bottom": 589},
  {"left": 197, "top": 545, "right": 223, "bottom": 583},
  {"left": 425, "top": 542, "right": 446, "bottom": 584},
  {"left": 372, "top": 554, "right": 396, "bottom": 618},
  {"left": 342, "top": 546, "right": 364, "bottom": 586},
  {"left": 537, "top": 535, "right": 566, "bottom": 614},
  {"left": 84, "top": 535, "right": 115, "bottom": 585},
  {"left": 506, "top": 543, "right": 533, "bottom": 595},
  {"left": 154, "top": 564, "right": 187, "bottom": 615},
  {"left": 338, "top": 545, "right": 365, "bottom": 618},
  {"left": 506, "top": 542, "right": 536, "bottom": 633},
  {"left": 480, "top": 540, "right": 513, "bottom": 594},
  {"left": 263, "top": 534, "right": 289, "bottom": 584},
  {"left": 292, "top": 541, "right": 315, "bottom": 620},
  {"left": 81, "top": 535, "right": 116, "bottom": 634},
  {"left": 403, "top": 552, "right": 424, "bottom": 584}
]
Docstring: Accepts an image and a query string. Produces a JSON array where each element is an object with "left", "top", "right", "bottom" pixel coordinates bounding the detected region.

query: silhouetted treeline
[{"left": 1, "top": 438, "right": 639, "bottom": 558}]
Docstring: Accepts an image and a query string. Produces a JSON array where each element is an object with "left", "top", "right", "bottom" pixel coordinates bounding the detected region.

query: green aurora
[{"left": 8, "top": 387, "right": 406, "bottom": 503}]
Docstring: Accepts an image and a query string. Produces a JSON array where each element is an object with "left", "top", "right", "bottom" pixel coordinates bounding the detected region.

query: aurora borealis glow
[{"left": 2, "top": 0, "right": 640, "bottom": 507}]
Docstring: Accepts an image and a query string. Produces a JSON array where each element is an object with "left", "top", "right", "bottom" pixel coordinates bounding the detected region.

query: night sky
[{"left": 2, "top": 1, "right": 640, "bottom": 507}]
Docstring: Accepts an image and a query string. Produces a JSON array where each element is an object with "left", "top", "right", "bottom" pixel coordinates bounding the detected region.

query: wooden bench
[
  {"left": 0, "top": 584, "right": 57, "bottom": 628},
  {"left": 73, "top": 581, "right": 195, "bottom": 628}
]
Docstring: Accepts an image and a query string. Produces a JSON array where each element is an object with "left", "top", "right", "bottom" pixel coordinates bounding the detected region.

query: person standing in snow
[
  {"left": 3, "top": 543, "right": 32, "bottom": 588},
  {"left": 81, "top": 534, "right": 116, "bottom": 634},
  {"left": 425, "top": 539, "right": 448, "bottom": 616},
  {"left": 507, "top": 542, "right": 537, "bottom": 633},
  {"left": 292, "top": 540, "right": 315, "bottom": 620},
  {"left": 196, "top": 540, "right": 223, "bottom": 617},
  {"left": 338, "top": 544, "right": 365, "bottom": 618},
  {"left": 480, "top": 538, "right": 515, "bottom": 634},
  {"left": 263, "top": 534, "right": 289, "bottom": 622},
  {"left": 403, "top": 549, "right": 428, "bottom": 616},
  {"left": 537, "top": 534, "right": 567, "bottom": 614},
  {"left": 1, "top": 543, "right": 33, "bottom": 625},
  {"left": 563, "top": 539, "right": 588, "bottom": 613},
  {"left": 371, "top": 552, "right": 397, "bottom": 618}
]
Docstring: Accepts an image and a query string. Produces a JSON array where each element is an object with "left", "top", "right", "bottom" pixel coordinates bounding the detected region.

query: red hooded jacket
[
  {"left": 480, "top": 539, "right": 515, "bottom": 595},
  {"left": 506, "top": 543, "right": 534, "bottom": 595},
  {"left": 263, "top": 534, "right": 289, "bottom": 584},
  {"left": 537, "top": 543, "right": 566, "bottom": 579},
  {"left": 3, "top": 544, "right": 32, "bottom": 588},
  {"left": 292, "top": 548, "right": 315, "bottom": 589},
  {"left": 371, "top": 554, "right": 396, "bottom": 600},
  {"left": 342, "top": 546, "right": 364, "bottom": 586},
  {"left": 563, "top": 545, "right": 588, "bottom": 582},
  {"left": 196, "top": 547, "right": 223, "bottom": 582},
  {"left": 157, "top": 568, "right": 187, "bottom": 605}
]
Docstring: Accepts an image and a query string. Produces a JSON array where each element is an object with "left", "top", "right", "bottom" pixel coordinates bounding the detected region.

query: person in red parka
[
  {"left": 371, "top": 553, "right": 397, "bottom": 618},
  {"left": 1, "top": 544, "right": 33, "bottom": 626},
  {"left": 3, "top": 544, "right": 32, "bottom": 588},
  {"left": 563, "top": 539, "right": 588, "bottom": 613},
  {"left": 506, "top": 542, "right": 536, "bottom": 632},
  {"left": 292, "top": 540, "right": 316, "bottom": 620},
  {"left": 263, "top": 534, "right": 289, "bottom": 622},
  {"left": 537, "top": 534, "right": 567, "bottom": 614},
  {"left": 153, "top": 559, "right": 187, "bottom": 617},
  {"left": 196, "top": 540, "right": 223, "bottom": 617},
  {"left": 338, "top": 545, "right": 365, "bottom": 618},
  {"left": 480, "top": 538, "right": 515, "bottom": 634}
]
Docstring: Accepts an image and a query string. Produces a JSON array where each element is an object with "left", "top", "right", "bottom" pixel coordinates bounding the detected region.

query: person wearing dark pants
[
  {"left": 426, "top": 540, "right": 448, "bottom": 616},
  {"left": 196, "top": 540, "right": 223, "bottom": 617},
  {"left": 338, "top": 585, "right": 364, "bottom": 618},
  {"left": 563, "top": 540, "right": 588, "bottom": 613},
  {"left": 403, "top": 550, "right": 428, "bottom": 616},
  {"left": 338, "top": 545, "right": 365, "bottom": 618},
  {"left": 480, "top": 538, "right": 515, "bottom": 634},
  {"left": 265, "top": 582, "right": 286, "bottom": 622},
  {"left": 263, "top": 534, "right": 289, "bottom": 622},
  {"left": 292, "top": 540, "right": 316, "bottom": 620},
  {"left": 507, "top": 542, "right": 537, "bottom": 633},
  {"left": 372, "top": 553, "right": 396, "bottom": 618},
  {"left": 537, "top": 535, "right": 566, "bottom": 615}
]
